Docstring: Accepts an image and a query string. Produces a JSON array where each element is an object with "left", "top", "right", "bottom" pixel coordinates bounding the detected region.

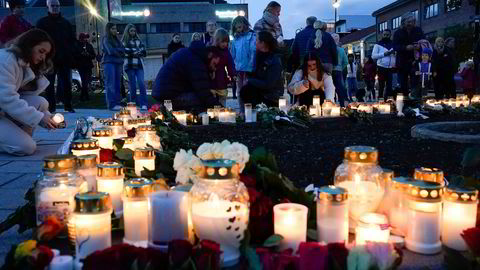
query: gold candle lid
[
  {"left": 317, "top": 185, "right": 348, "bottom": 203},
  {"left": 124, "top": 178, "right": 153, "bottom": 199},
  {"left": 198, "top": 159, "right": 239, "bottom": 179},
  {"left": 344, "top": 146, "right": 378, "bottom": 163},
  {"left": 406, "top": 181, "right": 444, "bottom": 202},
  {"left": 71, "top": 139, "right": 99, "bottom": 150},
  {"left": 106, "top": 119, "right": 124, "bottom": 127},
  {"left": 392, "top": 177, "right": 415, "bottom": 191},
  {"left": 137, "top": 125, "right": 156, "bottom": 132},
  {"left": 136, "top": 118, "right": 147, "bottom": 124},
  {"left": 77, "top": 154, "right": 97, "bottom": 169},
  {"left": 414, "top": 167, "right": 444, "bottom": 184},
  {"left": 152, "top": 178, "right": 170, "bottom": 191},
  {"left": 74, "top": 192, "right": 112, "bottom": 214},
  {"left": 444, "top": 187, "right": 478, "bottom": 203},
  {"left": 127, "top": 119, "right": 138, "bottom": 125},
  {"left": 117, "top": 108, "right": 131, "bottom": 116},
  {"left": 172, "top": 110, "right": 186, "bottom": 116},
  {"left": 97, "top": 162, "right": 124, "bottom": 177},
  {"left": 120, "top": 137, "right": 134, "bottom": 145},
  {"left": 382, "top": 169, "right": 394, "bottom": 182},
  {"left": 134, "top": 147, "right": 155, "bottom": 159},
  {"left": 98, "top": 118, "right": 111, "bottom": 124},
  {"left": 127, "top": 102, "right": 136, "bottom": 108},
  {"left": 43, "top": 154, "right": 77, "bottom": 173},
  {"left": 92, "top": 127, "right": 113, "bottom": 137}
]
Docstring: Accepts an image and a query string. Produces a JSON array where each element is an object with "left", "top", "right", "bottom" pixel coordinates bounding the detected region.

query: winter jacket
[
  {"left": 392, "top": 26, "right": 424, "bottom": 69},
  {"left": 0, "top": 14, "right": 32, "bottom": 45},
  {"left": 230, "top": 31, "right": 256, "bottom": 72},
  {"left": 167, "top": 42, "right": 185, "bottom": 58},
  {"left": 347, "top": 62, "right": 357, "bottom": 78},
  {"left": 363, "top": 62, "right": 377, "bottom": 81},
  {"left": 333, "top": 46, "right": 348, "bottom": 72},
  {"left": 432, "top": 48, "right": 455, "bottom": 76},
  {"left": 152, "top": 41, "right": 219, "bottom": 110},
  {"left": 460, "top": 68, "right": 476, "bottom": 89},
  {"left": 124, "top": 38, "right": 146, "bottom": 70},
  {"left": 212, "top": 47, "right": 236, "bottom": 90},
  {"left": 287, "top": 69, "right": 335, "bottom": 101},
  {"left": 290, "top": 25, "right": 316, "bottom": 69},
  {"left": 247, "top": 52, "right": 284, "bottom": 103},
  {"left": 76, "top": 41, "right": 96, "bottom": 70},
  {"left": 0, "top": 49, "right": 50, "bottom": 127},
  {"left": 203, "top": 32, "right": 214, "bottom": 46},
  {"left": 36, "top": 13, "right": 77, "bottom": 68},
  {"left": 102, "top": 36, "right": 125, "bottom": 65},
  {"left": 254, "top": 11, "right": 283, "bottom": 43},
  {"left": 412, "top": 60, "right": 432, "bottom": 88},
  {"left": 307, "top": 30, "right": 338, "bottom": 68},
  {"left": 372, "top": 39, "right": 395, "bottom": 69}
]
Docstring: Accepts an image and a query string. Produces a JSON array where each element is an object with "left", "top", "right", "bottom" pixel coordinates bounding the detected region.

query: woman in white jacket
[
  {"left": 0, "top": 29, "right": 58, "bottom": 156},
  {"left": 288, "top": 53, "right": 335, "bottom": 106},
  {"left": 371, "top": 29, "right": 395, "bottom": 100}
]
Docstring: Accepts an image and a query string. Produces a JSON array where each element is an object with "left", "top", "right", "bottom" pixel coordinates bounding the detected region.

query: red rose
[
  {"left": 30, "top": 245, "right": 54, "bottom": 270},
  {"left": 298, "top": 242, "right": 328, "bottom": 270},
  {"left": 100, "top": 148, "right": 115, "bottom": 163},
  {"left": 247, "top": 188, "right": 261, "bottom": 204},
  {"left": 83, "top": 244, "right": 143, "bottom": 270},
  {"left": 256, "top": 247, "right": 299, "bottom": 270},
  {"left": 168, "top": 240, "right": 193, "bottom": 267},
  {"left": 240, "top": 174, "right": 257, "bottom": 188},
  {"left": 462, "top": 227, "right": 480, "bottom": 257},
  {"left": 194, "top": 240, "right": 222, "bottom": 270},
  {"left": 327, "top": 243, "right": 349, "bottom": 270},
  {"left": 250, "top": 193, "right": 274, "bottom": 218},
  {"left": 36, "top": 216, "right": 64, "bottom": 242},
  {"left": 127, "top": 128, "right": 136, "bottom": 138}
]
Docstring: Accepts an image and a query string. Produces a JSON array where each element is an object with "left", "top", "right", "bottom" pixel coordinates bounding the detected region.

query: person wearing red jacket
[{"left": 0, "top": 0, "right": 32, "bottom": 46}]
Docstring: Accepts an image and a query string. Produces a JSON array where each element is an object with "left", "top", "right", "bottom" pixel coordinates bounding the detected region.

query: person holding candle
[
  {"left": 0, "top": 29, "right": 61, "bottom": 156},
  {"left": 287, "top": 53, "right": 335, "bottom": 106}
]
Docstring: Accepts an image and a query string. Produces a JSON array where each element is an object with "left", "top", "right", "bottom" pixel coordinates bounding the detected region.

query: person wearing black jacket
[
  {"left": 167, "top": 33, "right": 185, "bottom": 58},
  {"left": 36, "top": 0, "right": 77, "bottom": 113},
  {"left": 432, "top": 37, "right": 456, "bottom": 99},
  {"left": 240, "top": 31, "right": 283, "bottom": 107},
  {"left": 76, "top": 33, "right": 95, "bottom": 101},
  {"left": 393, "top": 12, "right": 424, "bottom": 98}
]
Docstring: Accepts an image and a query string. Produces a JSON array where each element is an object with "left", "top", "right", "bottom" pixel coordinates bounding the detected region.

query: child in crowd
[
  {"left": 346, "top": 54, "right": 358, "bottom": 101},
  {"left": 363, "top": 57, "right": 377, "bottom": 101},
  {"left": 460, "top": 61, "right": 476, "bottom": 100},
  {"left": 211, "top": 28, "right": 236, "bottom": 106},
  {"left": 413, "top": 47, "right": 433, "bottom": 99},
  {"left": 191, "top": 32, "right": 202, "bottom": 42},
  {"left": 230, "top": 16, "right": 256, "bottom": 101}
]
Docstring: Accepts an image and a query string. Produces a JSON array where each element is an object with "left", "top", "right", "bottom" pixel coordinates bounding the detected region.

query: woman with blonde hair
[
  {"left": 254, "top": 1, "right": 284, "bottom": 46},
  {"left": 122, "top": 24, "right": 147, "bottom": 110},
  {"left": 307, "top": 20, "right": 337, "bottom": 73},
  {"left": 0, "top": 29, "right": 59, "bottom": 155},
  {"left": 102, "top": 22, "right": 125, "bottom": 111}
]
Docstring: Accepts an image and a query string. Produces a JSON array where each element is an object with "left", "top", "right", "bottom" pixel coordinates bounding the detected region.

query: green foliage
[
  {"left": 0, "top": 183, "right": 36, "bottom": 236},
  {"left": 341, "top": 107, "right": 374, "bottom": 124},
  {"left": 263, "top": 234, "right": 284, "bottom": 247}
]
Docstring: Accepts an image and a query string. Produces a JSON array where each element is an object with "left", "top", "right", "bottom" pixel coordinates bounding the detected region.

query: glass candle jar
[
  {"left": 76, "top": 155, "right": 97, "bottom": 192},
  {"left": 126, "top": 102, "right": 138, "bottom": 119},
  {"left": 106, "top": 119, "right": 128, "bottom": 139},
  {"left": 134, "top": 148, "right": 155, "bottom": 177},
  {"left": 355, "top": 213, "right": 390, "bottom": 245},
  {"left": 115, "top": 108, "right": 133, "bottom": 127},
  {"left": 123, "top": 178, "right": 153, "bottom": 247},
  {"left": 322, "top": 100, "right": 334, "bottom": 116},
  {"left": 442, "top": 187, "right": 478, "bottom": 251},
  {"left": 405, "top": 181, "right": 444, "bottom": 254},
  {"left": 414, "top": 167, "right": 444, "bottom": 185},
  {"left": 388, "top": 177, "right": 414, "bottom": 236},
  {"left": 316, "top": 186, "right": 348, "bottom": 244},
  {"left": 36, "top": 155, "right": 86, "bottom": 226},
  {"left": 377, "top": 169, "right": 394, "bottom": 216},
  {"left": 92, "top": 127, "right": 113, "bottom": 150},
  {"left": 334, "top": 146, "right": 384, "bottom": 230},
  {"left": 69, "top": 192, "right": 112, "bottom": 261},
  {"left": 96, "top": 162, "right": 125, "bottom": 216},
  {"left": 70, "top": 139, "right": 100, "bottom": 162},
  {"left": 127, "top": 119, "right": 138, "bottom": 130},
  {"left": 134, "top": 125, "right": 162, "bottom": 150},
  {"left": 190, "top": 159, "right": 249, "bottom": 267},
  {"left": 274, "top": 203, "right": 308, "bottom": 252}
]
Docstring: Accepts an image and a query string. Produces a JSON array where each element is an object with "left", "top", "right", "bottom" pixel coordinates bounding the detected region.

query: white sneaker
[
  {"left": 111, "top": 105, "right": 122, "bottom": 111},
  {"left": 141, "top": 106, "right": 148, "bottom": 111}
]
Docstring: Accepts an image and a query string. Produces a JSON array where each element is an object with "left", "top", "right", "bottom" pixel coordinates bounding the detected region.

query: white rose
[
  {"left": 223, "top": 142, "right": 249, "bottom": 172},
  {"left": 188, "top": 154, "right": 203, "bottom": 174},
  {"left": 173, "top": 149, "right": 194, "bottom": 171},
  {"left": 196, "top": 143, "right": 215, "bottom": 160},
  {"left": 175, "top": 168, "right": 192, "bottom": 185}
]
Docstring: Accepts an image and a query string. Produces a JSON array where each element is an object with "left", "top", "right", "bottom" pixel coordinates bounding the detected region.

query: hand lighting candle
[
  {"left": 274, "top": 203, "right": 308, "bottom": 252},
  {"left": 123, "top": 178, "right": 153, "bottom": 247},
  {"left": 96, "top": 162, "right": 125, "bottom": 216},
  {"left": 316, "top": 186, "right": 348, "bottom": 244},
  {"left": 52, "top": 113, "right": 66, "bottom": 128}
]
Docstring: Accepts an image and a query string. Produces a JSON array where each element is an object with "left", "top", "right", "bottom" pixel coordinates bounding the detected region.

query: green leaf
[
  {"left": 263, "top": 234, "right": 284, "bottom": 247},
  {"left": 307, "top": 229, "right": 318, "bottom": 241},
  {"left": 116, "top": 148, "right": 134, "bottom": 161},
  {"left": 113, "top": 138, "right": 126, "bottom": 151},
  {"left": 244, "top": 246, "right": 262, "bottom": 270}
]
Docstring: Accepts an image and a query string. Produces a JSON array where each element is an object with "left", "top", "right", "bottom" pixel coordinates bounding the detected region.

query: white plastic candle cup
[
  {"left": 442, "top": 187, "right": 478, "bottom": 251},
  {"left": 202, "top": 114, "right": 209, "bottom": 125},
  {"left": 173, "top": 111, "right": 188, "bottom": 126},
  {"left": 413, "top": 167, "right": 444, "bottom": 185},
  {"left": 96, "top": 162, "right": 124, "bottom": 216},
  {"left": 388, "top": 177, "right": 414, "bottom": 236},
  {"left": 316, "top": 186, "right": 349, "bottom": 244},
  {"left": 76, "top": 155, "right": 98, "bottom": 192},
  {"left": 123, "top": 179, "right": 153, "bottom": 247},
  {"left": 92, "top": 128, "right": 114, "bottom": 150},
  {"left": 134, "top": 148, "right": 155, "bottom": 177},
  {"left": 313, "top": 95, "right": 321, "bottom": 107},
  {"left": 245, "top": 104, "right": 253, "bottom": 123},
  {"left": 251, "top": 109, "right": 257, "bottom": 122},
  {"left": 355, "top": 213, "right": 390, "bottom": 245},
  {"left": 274, "top": 203, "right": 308, "bottom": 252},
  {"left": 70, "top": 139, "right": 100, "bottom": 163},
  {"left": 331, "top": 106, "right": 341, "bottom": 117},
  {"left": 279, "top": 97, "right": 288, "bottom": 113}
]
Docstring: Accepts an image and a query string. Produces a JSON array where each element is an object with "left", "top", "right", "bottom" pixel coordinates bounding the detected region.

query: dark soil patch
[{"left": 184, "top": 114, "right": 480, "bottom": 188}]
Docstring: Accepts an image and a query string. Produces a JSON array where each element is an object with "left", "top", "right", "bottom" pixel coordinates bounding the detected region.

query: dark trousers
[
  {"left": 78, "top": 68, "right": 92, "bottom": 100},
  {"left": 45, "top": 66, "right": 72, "bottom": 112},
  {"left": 434, "top": 73, "right": 456, "bottom": 99},
  {"left": 240, "top": 84, "right": 277, "bottom": 107},
  {"left": 297, "top": 89, "right": 325, "bottom": 106},
  {"left": 377, "top": 67, "right": 393, "bottom": 100},
  {"left": 332, "top": 70, "right": 348, "bottom": 107},
  {"left": 365, "top": 79, "right": 376, "bottom": 100},
  {"left": 398, "top": 64, "right": 415, "bottom": 97}
]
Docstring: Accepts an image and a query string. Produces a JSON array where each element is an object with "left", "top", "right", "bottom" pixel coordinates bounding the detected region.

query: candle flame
[{"left": 354, "top": 174, "right": 361, "bottom": 184}]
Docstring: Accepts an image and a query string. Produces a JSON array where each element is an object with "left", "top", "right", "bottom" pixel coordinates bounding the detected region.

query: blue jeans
[
  {"left": 103, "top": 63, "right": 122, "bottom": 109},
  {"left": 126, "top": 69, "right": 148, "bottom": 107},
  {"left": 332, "top": 70, "right": 348, "bottom": 107},
  {"left": 347, "top": 77, "right": 358, "bottom": 100}
]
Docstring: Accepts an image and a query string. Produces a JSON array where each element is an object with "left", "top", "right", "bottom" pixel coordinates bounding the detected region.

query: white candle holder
[
  {"left": 76, "top": 155, "right": 98, "bottom": 192},
  {"left": 388, "top": 177, "right": 413, "bottom": 237},
  {"left": 442, "top": 187, "right": 478, "bottom": 251},
  {"left": 115, "top": 108, "right": 133, "bottom": 128},
  {"left": 334, "top": 146, "right": 384, "bottom": 231},
  {"left": 279, "top": 97, "right": 288, "bottom": 113},
  {"left": 92, "top": 127, "right": 114, "bottom": 150},
  {"left": 396, "top": 94, "right": 404, "bottom": 116},
  {"left": 70, "top": 139, "right": 100, "bottom": 163},
  {"left": 105, "top": 119, "right": 128, "bottom": 139},
  {"left": 96, "top": 162, "right": 125, "bottom": 216},
  {"left": 190, "top": 159, "right": 249, "bottom": 267},
  {"left": 134, "top": 125, "right": 162, "bottom": 150},
  {"left": 134, "top": 148, "right": 155, "bottom": 177},
  {"left": 414, "top": 167, "right": 444, "bottom": 185},
  {"left": 355, "top": 213, "right": 390, "bottom": 245},
  {"left": 126, "top": 102, "right": 138, "bottom": 119},
  {"left": 274, "top": 203, "right": 308, "bottom": 252},
  {"left": 244, "top": 103, "right": 252, "bottom": 123},
  {"left": 316, "top": 186, "right": 348, "bottom": 244},
  {"left": 405, "top": 181, "right": 444, "bottom": 254},
  {"left": 123, "top": 178, "right": 153, "bottom": 247},
  {"left": 117, "top": 137, "right": 135, "bottom": 151}
]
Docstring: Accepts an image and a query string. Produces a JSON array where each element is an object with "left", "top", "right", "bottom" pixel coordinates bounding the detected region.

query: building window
[
  {"left": 379, "top": 21, "right": 388, "bottom": 32},
  {"left": 392, "top": 17, "right": 401, "bottom": 29},
  {"left": 183, "top": 22, "right": 206, "bottom": 33},
  {"left": 425, "top": 3, "right": 439, "bottom": 19},
  {"left": 425, "top": 31, "right": 437, "bottom": 43},
  {"left": 446, "top": 0, "right": 462, "bottom": 12},
  {"left": 150, "top": 23, "right": 181, "bottom": 33},
  {"left": 134, "top": 24, "right": 147, "bottom": 34},
  {"left": 412, "top": 10, "right": 419, "bottom": 21}
]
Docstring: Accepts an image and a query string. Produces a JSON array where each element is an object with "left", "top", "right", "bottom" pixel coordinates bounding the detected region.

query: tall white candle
[
  {"left": 202, "top": 114, "right": 209, "bottom": 125},
  {"left": 396, "top": 94, "right": 404, "bottom": 116},
  {"left": 279, "top": 97, "right": 288, "bottom": 113},
  {"left": 245, "top": 104, "right": 252, "bottom": 123},
  {"left": 49, "top": 255, "right": 73, "bottom": 270},
  {"left": 72, "top": 212, "right": 112, "bottom": 260},
  {"left": 273, "top": 203, "right": 308, "bottom": 252},
  {"left": 134, "top": 154, "right": 155, "bottom": 177},
  {"left": 97, "top": 178, "right": 123, "bottom": 216},
  {"left": 316, "top": 186, "right": 348, "bottom": 244},
  {"left": 124, "top": 200, "right": 149, "bottom": 247}
]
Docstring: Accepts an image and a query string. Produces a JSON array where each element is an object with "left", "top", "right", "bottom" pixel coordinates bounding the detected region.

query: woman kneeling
[
  {"left": 0, "top": 29, "right": 58, "bottom": 156},
  {"left": 288, "top": 53, "right": 335, "bottom": 106}
]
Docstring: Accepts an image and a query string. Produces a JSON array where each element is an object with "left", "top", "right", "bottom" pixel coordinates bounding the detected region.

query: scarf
[{"left": 262, "top": 11, "right": 282, "bottom": 38}]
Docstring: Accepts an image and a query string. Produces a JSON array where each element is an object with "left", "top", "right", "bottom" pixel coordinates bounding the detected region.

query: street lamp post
[{"left": 333, "top": 0, "right": 341, "bottom": 33}]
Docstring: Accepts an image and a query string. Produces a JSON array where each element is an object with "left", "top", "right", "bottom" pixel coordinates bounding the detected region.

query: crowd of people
[{"left": 0, "top": 0, "right": 479, "bottom": 156}]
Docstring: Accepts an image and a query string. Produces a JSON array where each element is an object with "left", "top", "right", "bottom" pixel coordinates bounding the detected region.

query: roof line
[{"left": 372, "top": 0, "right": 412, "bottom": 17}]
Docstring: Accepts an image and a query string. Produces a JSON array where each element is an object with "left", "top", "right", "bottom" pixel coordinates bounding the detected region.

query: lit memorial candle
[
  {"left": 123, "top": 178, "right": 153, "bottom": 247},
  {"left": 355, "top": 213, "right": 390, "bottom": 245},
  {"left": 274, "top": 203, "right": 308, "bottom": 252},
  {"left": 134, "top": 148, "right": 155, "bottom": 177},
  {"left": 70, "top": 139, "right": 100, "bottom": 162},
  {"left": 91, "top": 127, "right": 114, "bottom": 150},
  {"left": 76, "top": 154, "right": 97, "bottom": 192},
  {"left": 96, "top": 162, "right": 125, "bottom": 216},
  {"left": 414, "top": 167, "right": 444, "bottom": 185},
  {"left": 316, "top": 186, "right": 348, "bottom": 244}
]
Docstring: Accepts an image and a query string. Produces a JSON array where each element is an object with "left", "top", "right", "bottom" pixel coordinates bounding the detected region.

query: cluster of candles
[
  {"left": 426, "top": 95, "right": 480, "bottom": 109},
  {"left": 349, "top": 102, "right": 392, "bottom": 114},
  {"left": 206, "top": 106, "right": 237, "bottom": 124},
  {"left": 308, "top": 97, "right": 342, "bottom": 118}
]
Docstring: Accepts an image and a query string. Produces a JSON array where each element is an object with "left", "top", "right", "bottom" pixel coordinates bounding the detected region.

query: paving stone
[
  {"left": 0, "top": 224, "right": 33, "bottom": 266},
  {"left": 0, "top": 189, "right": 28, "bottom": 210},
  {"left": 0, "top": 174, "right": 39, "bottom": 189},
  {"left": 0, "top": 143, "right": 63, "bottom": 161},
  {"left": 0, "top": 173, "right": 24, "bottom": 187},
  {"left": 0, "top": 161, "right": 43, "bottom": 173}
]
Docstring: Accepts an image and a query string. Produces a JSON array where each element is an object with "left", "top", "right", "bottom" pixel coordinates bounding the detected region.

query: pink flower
[
  {"left": 297, "top": 242, "right": 328, "bottom": 270},
  {"left": 365, "top": 242, "right": 399, "bottom": 270}
]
